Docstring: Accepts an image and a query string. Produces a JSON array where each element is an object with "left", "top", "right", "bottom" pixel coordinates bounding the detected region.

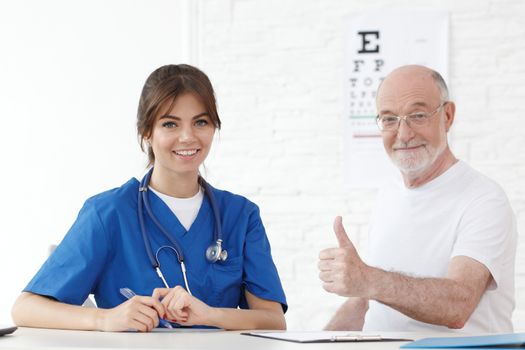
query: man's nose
[{"left": 396, "top": 118, "right": 415, "bottom": 143}]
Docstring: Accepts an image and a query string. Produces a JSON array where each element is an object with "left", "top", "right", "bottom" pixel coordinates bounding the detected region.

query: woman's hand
[
  {"left": 152, "top": 286, "right": 212, "bottom": 326},
  {"left": 99, "top": 295, "right": 166, "bottom": 332}
]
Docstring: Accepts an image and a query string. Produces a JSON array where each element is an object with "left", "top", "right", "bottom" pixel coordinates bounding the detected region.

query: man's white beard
[{"left": 391, "top": 139, "right": 447, "bottom": 176}]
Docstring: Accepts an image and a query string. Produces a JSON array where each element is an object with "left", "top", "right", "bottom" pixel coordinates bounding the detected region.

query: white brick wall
[{"left": 197, "top": 0, "right": 525, "bottom": 331}]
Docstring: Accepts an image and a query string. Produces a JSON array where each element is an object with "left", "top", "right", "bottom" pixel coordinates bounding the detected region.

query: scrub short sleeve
[
  {"left": 23, "top": 200, "right": 111, "bottom": 305},
  {"left": 242, "top": 205, "right": 287, "bottom": 312},
  {"left": 452, "top": 190, "right": 516, "bottom": 289}
]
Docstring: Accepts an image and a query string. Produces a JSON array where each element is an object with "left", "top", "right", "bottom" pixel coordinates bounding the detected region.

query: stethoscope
[{"left": 138, "top": 168, "right": 227, "bottom": 295}]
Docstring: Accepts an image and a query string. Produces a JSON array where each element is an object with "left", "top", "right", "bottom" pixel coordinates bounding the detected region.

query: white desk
[{"left": 0, "top": 328, "right": 439, "bottom": 350}]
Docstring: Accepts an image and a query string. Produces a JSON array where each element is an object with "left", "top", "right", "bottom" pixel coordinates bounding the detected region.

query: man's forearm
[
  {"left": 325, "top": 297, "right": 368, "bottom": 331},
  {"left": 319, "top": 223, "right": 492, "bottom": 330},
  {"left": 366, "top": 266, "right": 481, "bottom": 328}
]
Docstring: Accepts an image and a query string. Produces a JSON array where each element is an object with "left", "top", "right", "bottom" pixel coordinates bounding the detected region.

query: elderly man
[{"left": 319, "top": 65, "right": 516, "bottom": 333}]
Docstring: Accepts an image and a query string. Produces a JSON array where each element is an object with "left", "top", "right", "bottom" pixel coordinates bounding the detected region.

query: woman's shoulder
[{"left": 83, "top": 177, "right": 139, "bottom": 212}]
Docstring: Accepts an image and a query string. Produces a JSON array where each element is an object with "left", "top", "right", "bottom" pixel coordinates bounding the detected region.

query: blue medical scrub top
[{"left": 24, "top": 178, "right": 287, "bottom": 315}]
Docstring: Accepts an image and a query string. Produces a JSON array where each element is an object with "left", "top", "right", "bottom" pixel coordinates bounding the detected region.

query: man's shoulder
[
  {"left": 374, "top": 160, "right": 511, "bottom": 210},
  {"left": 456, "top": 161, "right": 509, "bottom": 201}
]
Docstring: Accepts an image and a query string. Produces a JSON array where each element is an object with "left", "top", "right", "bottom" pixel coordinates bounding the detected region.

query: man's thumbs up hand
[
  {"left": 334, "top": 215, "right": 352, "bottom": 247},
  {"left": 318, "top": 216, "right": 370, "bottom": 297}
]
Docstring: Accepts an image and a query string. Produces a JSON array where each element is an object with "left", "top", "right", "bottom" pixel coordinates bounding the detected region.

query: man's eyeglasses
[{"left": 376, "top": 102, "right": 448, "bottom": 132}]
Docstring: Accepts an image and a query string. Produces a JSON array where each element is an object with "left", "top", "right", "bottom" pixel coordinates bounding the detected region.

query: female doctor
[{"left": 11, "top": 64, "right": 287, "bottom": 332}]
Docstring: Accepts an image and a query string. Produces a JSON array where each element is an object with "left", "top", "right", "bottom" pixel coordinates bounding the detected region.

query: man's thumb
[{"left": 333, "top": 216, "right": 351, "bottom": 247}]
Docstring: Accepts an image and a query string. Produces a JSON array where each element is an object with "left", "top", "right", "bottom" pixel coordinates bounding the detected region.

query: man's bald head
[{"left": 377, "top": 65, "right": 449, "bottom": 104}]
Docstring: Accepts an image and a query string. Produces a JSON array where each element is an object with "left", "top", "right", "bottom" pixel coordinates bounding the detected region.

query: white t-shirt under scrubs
[{"left": 363, "top": 160, "right": 517, "bottom": 333}]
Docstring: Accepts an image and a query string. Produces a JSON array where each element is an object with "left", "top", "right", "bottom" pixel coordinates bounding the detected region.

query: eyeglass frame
[{"left": 376, "top": 101, "right": 449, "bottom": 132}]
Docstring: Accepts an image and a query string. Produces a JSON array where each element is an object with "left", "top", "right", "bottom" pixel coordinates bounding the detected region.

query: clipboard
[
  {"left": 401, "top": 332, "right": 525, "bottom": 349},
  {"left": 242, "top": 331, "right": 412, "bottom": 343}
]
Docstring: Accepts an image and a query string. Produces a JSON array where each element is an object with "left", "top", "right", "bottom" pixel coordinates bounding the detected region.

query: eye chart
[{"left": 344, "top": 11, "right": 448, "bottom": 187}]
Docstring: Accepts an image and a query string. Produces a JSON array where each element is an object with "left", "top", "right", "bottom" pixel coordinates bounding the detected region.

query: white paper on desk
[{"left": 242, "top": 331, "right": 412, "bottom": 343}]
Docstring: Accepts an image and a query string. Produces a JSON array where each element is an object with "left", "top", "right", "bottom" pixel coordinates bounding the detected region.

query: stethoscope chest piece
[{"left": 206, "top": 239, "right": 228, "bottom": 263}]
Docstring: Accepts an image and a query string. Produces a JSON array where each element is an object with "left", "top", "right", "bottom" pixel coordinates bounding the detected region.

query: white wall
[
  {"left": 1, "top": 0, "right": 524, "bottom": 332},
  {"left": 196, "top": 0, "right": 525, "bottom": 331},
  {"left": 0, "top": 0, "right": 190, "bottom": 324}
]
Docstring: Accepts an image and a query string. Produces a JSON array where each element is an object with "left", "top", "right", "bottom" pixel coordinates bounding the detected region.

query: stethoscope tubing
[
  {"left": 137, "top": 168, "right": 224, "bottom": 294},
  {"left": 154, "top": 246, "right": 192, "bottom": 295}
]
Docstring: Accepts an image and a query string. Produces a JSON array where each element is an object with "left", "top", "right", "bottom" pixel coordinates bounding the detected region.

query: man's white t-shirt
[{"left": 363, "top": 160, "right": 517, "bottom": 333}]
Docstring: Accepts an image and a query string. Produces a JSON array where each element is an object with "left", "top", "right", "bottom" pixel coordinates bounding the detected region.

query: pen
[{"left": 119, "top": 287, "right": 173, "bottom": 329}]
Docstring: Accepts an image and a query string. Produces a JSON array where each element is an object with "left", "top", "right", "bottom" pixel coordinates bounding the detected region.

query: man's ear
[{"left": 444, "top": 101, "right": 456, "bottom": 132}]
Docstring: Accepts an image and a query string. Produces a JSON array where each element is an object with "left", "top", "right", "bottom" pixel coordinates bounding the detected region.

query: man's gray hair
[{"left": 431, "top": 70, "right": 449, "bottom": 102}]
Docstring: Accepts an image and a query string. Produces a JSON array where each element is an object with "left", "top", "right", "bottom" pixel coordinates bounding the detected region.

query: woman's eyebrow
[{"left": 159, "top": 112, "right": 209, "bottom": 120}]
